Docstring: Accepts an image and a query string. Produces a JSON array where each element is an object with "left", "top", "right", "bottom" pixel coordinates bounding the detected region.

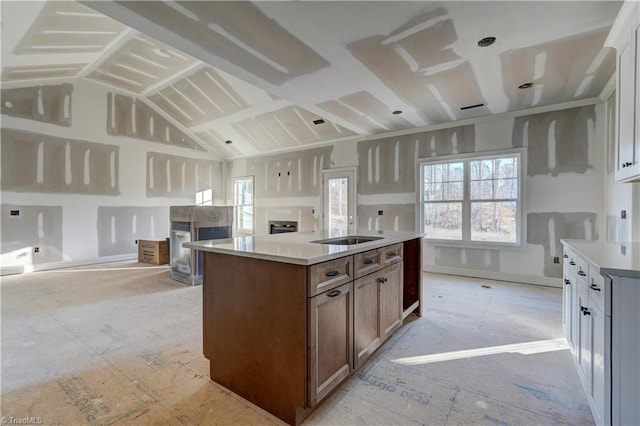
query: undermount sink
[{"left": 311, "top": 236, "right": 384, "bottom": 245}]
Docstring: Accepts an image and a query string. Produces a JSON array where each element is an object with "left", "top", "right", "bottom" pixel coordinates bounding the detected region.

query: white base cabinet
[{"left": 562, "top": 242, "right": 640, "bottom": 425}]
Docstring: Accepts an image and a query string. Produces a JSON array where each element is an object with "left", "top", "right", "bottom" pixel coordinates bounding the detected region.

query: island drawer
[
  {"left": 354, "top": 249, "right": 382, "bottom": 278},
  {"left": 588, "top": 263, "right": 605, "bottom": 311},
  {"left": 309, "top": 256, "right": 353, "bottom": 297},
  {"left": 380, "top": 243, "right": 402, "bottom": 266}
]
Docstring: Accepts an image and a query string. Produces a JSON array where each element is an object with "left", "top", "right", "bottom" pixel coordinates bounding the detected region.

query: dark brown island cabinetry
[{"left": 202, "top": 238, "right": 422, "bottom": 425}]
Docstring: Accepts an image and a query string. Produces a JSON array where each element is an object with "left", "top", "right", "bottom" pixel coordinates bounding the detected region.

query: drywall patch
[
  {"left": 97, "top": 206, "right": 169, "bottom": 257},
  {"left": 434, "top": 247, "right": 500, "bottom": 272},
  {"left": 1, "top": 83, "right": 73, "bottom": 126},
  {"left": 105, "top": 1, "right": 329, "bottom": 85},
  {"left": 357, "top": 124, "right": 475, "bottom": 195},
  {"left": 1, "top": 64, "right": 86, "bottom": 82},
  {"left": 1, "top": 128, "right": 119, "bottom": 195},
  {"left": 245, "top": 146, "right": 332, "bottom": 198},
  {"left": 501, "top": 28, "right": 615, "bottom": 109},
  {"left": 149, "top": 67, "right": 249, "bottom": 127},
  {"left": 146, "top": 152, "right": 223, "bottom": 198},
  {"left": 349, "top": 7, "right": 488, "bottom": 124},
  {"left": 358, "top": 204, "right": 416, "bottom": 232},
  {"left": 1, "top": 204, "right": 63, "bottom": 265},
  {"left": 317, "top": 91, "right": 414, "bottom": 134},
  {"left": 512, "top": 105, "right": 595, "bottom": 176},
  {"left": 527, "top": 212, "right": 598, "bottom": 277},
  {"left": 107, "top": 93, "right": 204, "bottom": 151}
]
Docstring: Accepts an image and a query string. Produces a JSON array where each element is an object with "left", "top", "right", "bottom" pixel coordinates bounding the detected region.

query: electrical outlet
[
  {"left": 10, "top": 210, "right": 19, "bottom": 216},
  {"left": 621, "top": 210, "right": 627, "bottom": 219},
  {"left": 377, "top": 210, "right": 383, "bottom": 216},
  {"left": 553, "top": 256, "right": 560, "bottom": 264},
  {"left": 34, "top": 247, "right": 40, "bottom": 253}
]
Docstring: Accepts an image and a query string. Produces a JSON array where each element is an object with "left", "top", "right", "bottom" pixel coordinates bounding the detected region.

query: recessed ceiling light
[
  {"left": 152, "top": 48, "right": 171, "bottom": 58},
  {"left": 460, "top": 103, "right": 485, "bottom": 111},
  {"left": 224, "top": 140, "right": 233, "bottom": 144},
  {"left": 312, "top": 119, "right": 325, "bottom": 125},
  {"left": 477, "top": 36, "right": 496, "bottom": 47},
  {"left": 519, "top": 82, "right": 534, "bottom": 89},
  {"left": 392, "top": 110, "right": 402, "bottom": 115}
]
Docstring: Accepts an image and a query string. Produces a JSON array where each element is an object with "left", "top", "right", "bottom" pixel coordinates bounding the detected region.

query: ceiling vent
[
  {"left": 224, "top": 140, "right": 233, "bottom": 144},
  {"left": 460, "top": 103, "right": 485, "bottom": 111},
  {"left": 392, "top": 110, "right": 402, "bottom": 115},
  {"left": 518, "top": 82, "right": 534, "bottom": 89},
  {"left": 312, "top": 119, "right": 325, "bottom": 125}
]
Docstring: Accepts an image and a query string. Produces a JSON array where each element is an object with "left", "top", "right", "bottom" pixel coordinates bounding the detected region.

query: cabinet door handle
[
  {"left": 363, "top": 259, "right": 375, "bottom": 265},
  {"left": 564, "top": 279, "right": 571, "bottom": 285},
  {"left": 325, "top": 270, "right": 340, "bottom": 277},
  {"left": 580, "top": 306, "right": 591, "bottom": 316},
  {"left": 578, "top": 270, "right": 586, "bottom": 276},
  {"left": 569, "top": 261, "right": 576, "bottom": 266},
  {"left": 378, "top": 277, "right": 388, "bottom": 283},
  {"left": 327, "top": 290, "right": 342, "bottom": 297},
  {"left": 590, "top": 284, "right": 601, "bottom": 292},
  {"left": 563, "top": 254, "right": 569, "bottom": 258}
]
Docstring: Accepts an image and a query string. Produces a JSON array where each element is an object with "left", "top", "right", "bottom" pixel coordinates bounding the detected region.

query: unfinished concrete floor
[{"left": 1, "top": 262, "right": 593, "bottom": 425}]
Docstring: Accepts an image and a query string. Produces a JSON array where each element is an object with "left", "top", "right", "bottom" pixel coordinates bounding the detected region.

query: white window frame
[
  {"left": 233, "top": 176, "right": 254, "bottom": 234},
  {"left": 417, "top": 148, "right": 526, "bottom": 249}
]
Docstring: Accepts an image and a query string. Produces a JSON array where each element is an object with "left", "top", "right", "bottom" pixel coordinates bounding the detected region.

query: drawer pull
[
  {"left": 327, "top": 290, "right": 342, "bottom": 298},
  {"left": 580, "top": 306, "right": 591, "bottom": 316},
  {"left": 564, "top": 279, "right": 571, "bottom": 285},
  {"left": 378, "top": 277, "right": 388, "bottom": 284},
  {"left": 569, "top": 261, "right": 576, "bottom": 266},
  {"left": 590, "top": 284, "right": 601, "bottom": 292},
  {"left": 325, "top": 270, "right": 340, "bottom": 277},
  {"left": 363, "top": 259, "right": 375, "bottom": 265},
  {"left": 578, "top": 270, "right": 586, "bottom": 276},
  {"left": 387, "top": 252, "right": 397, "bottom": 258},
  {"left": 563, "top": 254, "right": 569, "bottom": 258}
]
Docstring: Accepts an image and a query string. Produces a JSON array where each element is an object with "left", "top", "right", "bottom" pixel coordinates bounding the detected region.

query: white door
[{"left": 322, "top": 168, "right": 356, "bottom": 237}]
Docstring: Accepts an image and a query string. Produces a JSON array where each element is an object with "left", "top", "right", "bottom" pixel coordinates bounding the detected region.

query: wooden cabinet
[
  {"left": 606, "top": 1, "right": 640, "bottom": 182},
  {"left": 202, "top": 237, "right": 423, "bottom": 425},
  {"left": 308, "top": 282, "right": 353, "bottom": 406}
]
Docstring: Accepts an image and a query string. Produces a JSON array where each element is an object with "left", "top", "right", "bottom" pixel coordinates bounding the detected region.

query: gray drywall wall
[
  {"left": 434, "top": 247, "right": 500, "bottom": 272},
  {"left": 146, "top": 152, "right": 223, "bottom": 198},
  {"left": 97, "top": 206, "right": 169, "bottom": 257},
  {"left": 1, "top": 128, "right": 119, "bottom": 195},
  {"left": 1, "top": 83, "right": 73, "bottom": 126},
  {"left": 1, "top": 204, "right": 63, "bottom": 264},
  {"left": 358, "top": 204, "right": 416, "bottom": 232}
]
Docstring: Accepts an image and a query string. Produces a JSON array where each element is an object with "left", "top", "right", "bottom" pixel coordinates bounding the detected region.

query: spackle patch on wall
[
  {"left": 349, "top": 7, "right": 488, "bottom": 124},
  {"left": 358, "top": 204, "right": 415, "bottom": 232},
  {"left": 1, "top": 128, "right": 119, "bottom": 195},
  {"left": 434, "top": 247, "right": 500, "bottom": 272},
  {"left": 146, "top": 152, "right": 222, "bottom": 198},
  {"left": 107, "top": 93, "right": 204, "bottom": 151},
  {"left": 527, "top": 212, "right": 598, "bottom": 277},
  {"left": 1, "top": 204, "right": 63, "bottom": 265},
  {"left": 512, "top": 105, "right": 595, "bottom": 176},
  {"left": 246, "top": 146, "right": 331, "bottom": 198},
  {"left": 1, "top": 84, "right": 73, "bottom": 126},
  {"left": 97, "top": 206, "right": 169, "bottom": 257},
  {"left": 358, "top": 125, "right": 474, "bottom": 194}
]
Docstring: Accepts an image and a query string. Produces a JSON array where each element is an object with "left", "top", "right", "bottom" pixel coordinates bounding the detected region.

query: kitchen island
[{"left": 184, "top": 231, "right": 423, "bottom": 425}]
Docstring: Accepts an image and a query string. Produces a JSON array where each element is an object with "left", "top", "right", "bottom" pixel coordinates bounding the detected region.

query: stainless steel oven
[{"left": 269, "top": 220, "right": 298, "bottom": 234}]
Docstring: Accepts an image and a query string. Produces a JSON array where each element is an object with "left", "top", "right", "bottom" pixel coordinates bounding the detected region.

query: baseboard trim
[
  {"left": 1, "top": 254, "right": 138, "bottom": 276},
  {"left": 424, "top": 265, "right": 562, "bottom": 288}
]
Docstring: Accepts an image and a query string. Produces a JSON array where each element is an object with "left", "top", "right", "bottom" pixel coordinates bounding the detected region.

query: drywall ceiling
[{"left": 1, "top": 1, "right": 621, "bottom": 159}]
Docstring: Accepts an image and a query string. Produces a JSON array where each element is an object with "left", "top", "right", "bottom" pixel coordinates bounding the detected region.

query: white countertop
[
  {"left": 561, "top": 239, "right": 640, "bottom": 279},
  {"left": 183, "top": 230, "right": 422, "bottom": 265}
]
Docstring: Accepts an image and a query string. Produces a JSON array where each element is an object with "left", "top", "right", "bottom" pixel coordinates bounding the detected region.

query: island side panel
[
  {"left": 203, "top": 252, "right": 308, "bottom": 425},
  {"left": 402, "top": 238, "right": 423, "bottom": 316}
]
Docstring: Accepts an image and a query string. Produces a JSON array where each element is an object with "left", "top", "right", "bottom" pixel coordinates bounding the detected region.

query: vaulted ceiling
[{"left": 1, "top": 1, "right": 622, "bottom": 159}]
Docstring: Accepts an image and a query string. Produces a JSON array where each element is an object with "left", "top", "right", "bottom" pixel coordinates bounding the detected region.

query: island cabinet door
[
  {"left": 308, "top": 282, "right": 353, "bottom": 407},
  {"left": 380, "top": 262, "right": 403, "bottom": 341},
  {"left": 354, "top": 270, "right": 382, "bottom": 369}
]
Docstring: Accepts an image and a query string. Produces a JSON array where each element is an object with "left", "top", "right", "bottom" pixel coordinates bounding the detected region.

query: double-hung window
[
  {"left": 419, "top": 149, "right": 523, "bottom": 246},
  {"left": 233, "top": 176, "right": 254, "bottom": 234}
]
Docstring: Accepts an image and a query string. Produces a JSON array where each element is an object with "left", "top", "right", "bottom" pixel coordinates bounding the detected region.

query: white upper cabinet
[{"left": 605, "top": 1, "right": 640, "bottom": 182}]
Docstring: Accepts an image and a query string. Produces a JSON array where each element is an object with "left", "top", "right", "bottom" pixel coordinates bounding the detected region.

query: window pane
[
  {"left": 496, "top": 157, "right": 518, "bottom": 179},
  {"left": 424, "top": 202, "right": 462, "bottom": 240},
  {"left": 470, "top": 159, "right": 493, "bottom": 180},
  {"left": 470, "top": 180, "right": 493, "bottom": 200},
  {"left": 328, "top": 177, "right": 349, "bottom": 235},
  {"left": 496, "top": 178, "right": 518, "bottom": 199},
  {"left": 470, "top": 201, "right": 517, "bottom": 243}
]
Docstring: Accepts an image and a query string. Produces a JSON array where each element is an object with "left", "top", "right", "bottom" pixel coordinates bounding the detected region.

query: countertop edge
[
  {"left": 184, "top": 233, "right": 422, "bottom": 266},
  {"left": 561, "top": 239, "right": 640, "bottom": 279}
]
